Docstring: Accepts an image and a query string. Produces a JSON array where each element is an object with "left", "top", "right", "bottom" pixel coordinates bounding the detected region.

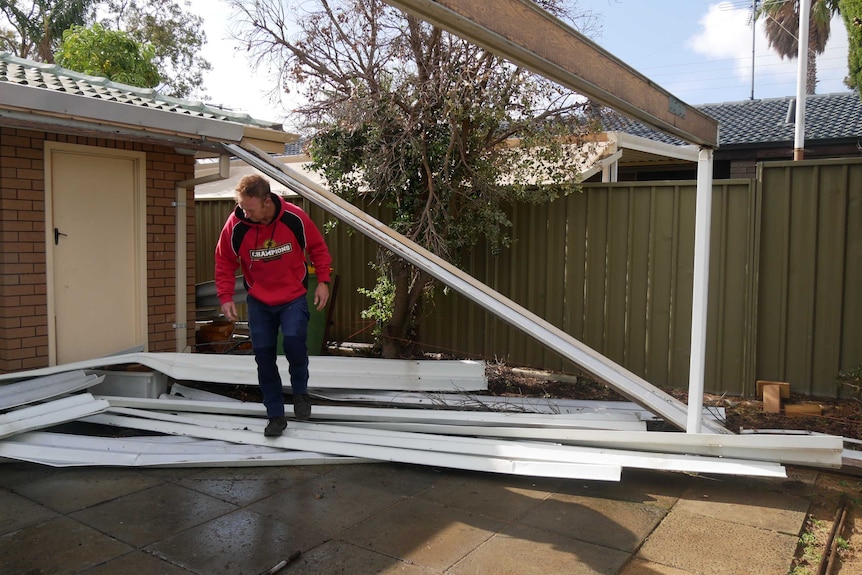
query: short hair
[{"left": 235, "top": 174, "right": 270, "bottom": 201}]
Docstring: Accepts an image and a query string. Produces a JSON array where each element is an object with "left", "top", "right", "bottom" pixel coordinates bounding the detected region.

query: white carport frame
[
  {"left": 225, "top": 142, "right": 726, "bottom": 436},
  {"left": 379, "top": 0, "right": 719, "bottom": 434}
]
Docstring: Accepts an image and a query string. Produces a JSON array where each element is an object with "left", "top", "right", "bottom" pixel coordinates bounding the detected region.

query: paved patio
[{"left": 0, "top": 458, "right": 820, "bottom": 575}]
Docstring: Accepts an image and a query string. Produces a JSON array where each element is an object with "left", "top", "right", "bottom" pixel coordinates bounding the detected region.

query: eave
[{"left": 0, "top": 82, "right": 294, "bottom": 155}]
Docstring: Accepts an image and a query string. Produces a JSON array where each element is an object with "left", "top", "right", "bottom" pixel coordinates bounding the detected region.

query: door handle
[{"left": 54, "top": 228, "right": 68, "bottom": 245}]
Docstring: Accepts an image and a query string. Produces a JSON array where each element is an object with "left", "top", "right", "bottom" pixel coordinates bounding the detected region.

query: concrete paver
[
  {"left": 0, "top": 460, "right": 821, "bottom": 575},
  {"left": 636, "top": 508, "right": 801, "bottom": 575},
  {"left": 70, "top": 483, "right": 238, "bottom": 547},
  {"left": 343, "top": 496, "right": 505, "bottom": 571},
  {"left": 451, "top": 522, "right": 631, "bottom": 575}
]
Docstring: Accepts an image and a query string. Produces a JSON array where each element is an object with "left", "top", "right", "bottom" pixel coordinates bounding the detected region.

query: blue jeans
[{"left": 246, "top": 294, "right": 310, "bottom": 418}]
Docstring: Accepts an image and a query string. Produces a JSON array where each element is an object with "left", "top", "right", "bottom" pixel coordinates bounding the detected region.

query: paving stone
[
  {"left": 0, "top": 516, "right": 131, "bottom": 575},
  {"left": 637, "top": 507, "right": 800, "bottom": 575},
  {"left": 79, "top": 550, "right": 197, "bottom": 575},
  {"left": 417, "top": 468, "right": 559, "bottom": 522},
  {"left": 450, "top": 522, "right": 631, "bottom": 575},
  {"left": 518, "top": 491, "right": 668, "bottom": 552},
  {"left": 0, "top": 487, "right": 57, "bottom": 536},
  {"left": 7, "top": 467, "right": 163, "bottom": 513},
  {"left": 247, "top": 465, "right": 427, "bottom": 536},
  {"left": 177, "top": 465, "right": 322, "bottom": 506},
  {"left": 279, "top": 539, "right": 439, "bottom": 575},
  {"left": 618, "top": 557, "right": 697, "bottom": 574},
  {"left": 147, "top": 508, "right": 329, "bottom": 575},
  {"left": 554, "top": 469, "right": 689, "bottom": 509},
  {"left": 342, "top": 497, "right": 504, "bottom": 571},
  {"left": 676, "top": 480, "right": 809, "bottom": 535},
  {"left": 70, "top": 483, "right": 237, "bottom": 547}
]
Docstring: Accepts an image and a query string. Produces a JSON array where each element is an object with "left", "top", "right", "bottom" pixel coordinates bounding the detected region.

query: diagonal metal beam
[
  {"left": 224, "top": 142, "right": 731, "bottom": 435},
  {"left": 381, "top": 0, "right": 719, "bottom": 147}
]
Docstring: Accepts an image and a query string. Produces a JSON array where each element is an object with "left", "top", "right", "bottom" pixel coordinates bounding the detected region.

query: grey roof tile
[
  {"left": 602, "top": 92, "right": 862, "bottom": 147},
  {"left": 0, "top": 52, "right": 282, "bottom": 130}
]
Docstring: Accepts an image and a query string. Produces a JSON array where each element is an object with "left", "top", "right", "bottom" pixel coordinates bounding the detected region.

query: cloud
[
  {"left": 688, "top": 2, "right": 795, "bottom": 84},
  {"left": 687, "top": 2, "right": 849, "bottom": 97}
]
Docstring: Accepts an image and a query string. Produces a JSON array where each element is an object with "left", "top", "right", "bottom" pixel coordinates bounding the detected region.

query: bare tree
[{"left": 227, "top": 0, "right": 601, "bottom": 358}]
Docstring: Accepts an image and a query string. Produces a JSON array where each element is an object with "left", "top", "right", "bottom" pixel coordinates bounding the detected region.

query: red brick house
[{"left": 0, "top": 53, "right": 293, "bottom": 373}]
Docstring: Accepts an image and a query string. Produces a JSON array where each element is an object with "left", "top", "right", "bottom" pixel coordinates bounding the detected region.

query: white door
[{"left": 46, "top": 143, "right": 147, "bottom": 365}]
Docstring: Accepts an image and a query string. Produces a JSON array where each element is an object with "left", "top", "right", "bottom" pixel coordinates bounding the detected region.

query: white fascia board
[
  {"left": 0, "top": 83, "right": 245, "bottom": 143},
  {"left": 84, "top": 412, "right": 622, "bottom": 481},
  {"left": 311, "top": 390, "right": 726, "bottom": 421},
  {"left": 606, "top": 131, "right": 700, "bottom": 162},
  {"left": 0, "top": 371, "right": 104, "bottom": 409},
  {"left": 0, "top": 433, "right": 365, "bottom": 468},
  {"left": 225, "top": 143, "right": 729, "bottom": 435},
  {"left": 102, "top": 395, "right": 647, "bottom": 431},
  {"left": 338, "top": 420, "right": 842, "bottom": 468},
  {"left": 11, "top": 431, "right": 282, "bottom": 453},
  {"left": 0, "top": 394, "right": 109, "bottom": 439},
  {"left": 0, "top": 353, "right": 487, "bottom": 392},
  {"left": 148, "top": 410, "right": 785, "bottom": 478},
  {"left": 99, "top": 396, "right": 842, "bottom": 468}
]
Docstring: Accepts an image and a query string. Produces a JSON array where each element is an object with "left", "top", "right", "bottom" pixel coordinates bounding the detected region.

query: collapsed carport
[
  {"left": 4, "top": 2, "right": 846, "bottom": 475},
  {"left": 222, "top": 0, "right": 724, "bottom": 435}
]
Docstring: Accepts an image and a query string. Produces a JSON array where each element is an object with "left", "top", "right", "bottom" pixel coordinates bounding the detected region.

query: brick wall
[
  {"left": 0, "top": 128, "right": 196, "bottom": 373},
  {"left": 729, "top": 159, "right": 758, "bottom": 180}
]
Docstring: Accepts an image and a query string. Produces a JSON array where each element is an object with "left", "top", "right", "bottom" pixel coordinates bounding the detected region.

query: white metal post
[
  {"left": 687, "top": 147, "right": 714, "bottom": 433},
  {"left": 794, "top": 0, "right": 811, "bottom": 160}
]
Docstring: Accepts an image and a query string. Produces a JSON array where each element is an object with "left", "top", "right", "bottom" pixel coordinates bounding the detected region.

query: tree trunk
[
  {"left": 806, "top": 28, "right": 818, "bottom": 94},
  {"left": 380, "top": 260, "right": 430, "bottom": 358}
]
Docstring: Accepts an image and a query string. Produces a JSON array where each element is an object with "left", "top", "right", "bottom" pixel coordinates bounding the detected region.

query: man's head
[
  {"left": 235, "top": 175, "right": 274, "bottom": 223},
  {"left": 235, "top": 174, "right": 271, "bottom": 201}
]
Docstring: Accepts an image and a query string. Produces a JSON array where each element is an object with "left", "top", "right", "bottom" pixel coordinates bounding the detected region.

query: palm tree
[{"left": 758, "top": 0, "right": 841, "bottom": 93}]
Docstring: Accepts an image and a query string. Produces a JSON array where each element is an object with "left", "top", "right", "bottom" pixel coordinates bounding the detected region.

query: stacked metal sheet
[{"left": 0, "top": 353, "right": 846, "bottom": 479}]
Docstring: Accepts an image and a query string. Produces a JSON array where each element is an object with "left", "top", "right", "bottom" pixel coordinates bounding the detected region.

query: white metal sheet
[
  {"left": 84, "top": 412, "right": 622, "bottom": 481},
  {"left": 0, "top": 352, "right": 487, "bottom": 392},
  {"left": 0, "top": 432, "right": 366, "bottom": 468},
  {"left": 0, "top": 371, "right": 104, "bottom": 410},
  {"left": 133, "top": 409, "right": 786, "bottom": 478},
  {"left": 0, "top": 394, "right": 109, "bottom": 439},
  {"left": 102, "top": 395, "right": 647, "bottom": 431}
]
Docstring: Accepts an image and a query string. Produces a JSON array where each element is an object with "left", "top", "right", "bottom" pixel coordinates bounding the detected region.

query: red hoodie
[{"left": 215, "top": 193, "right": 332, "bottom": 307}]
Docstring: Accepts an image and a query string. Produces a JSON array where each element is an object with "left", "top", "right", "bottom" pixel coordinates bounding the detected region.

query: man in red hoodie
[{"left": 215, "top": 174, "right": 332, "bottom": 437}]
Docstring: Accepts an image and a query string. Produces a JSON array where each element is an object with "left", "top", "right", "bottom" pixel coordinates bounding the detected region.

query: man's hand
[
  {"left": 313, "top": 282, "right": 330, "bottom": 311},
  {"left": 221, "top": 301, "right": 238, "bottom": 321}
]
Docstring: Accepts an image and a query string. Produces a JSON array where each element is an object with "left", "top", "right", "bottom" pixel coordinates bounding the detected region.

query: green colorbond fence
[{"left": 195, "top": 158, "right": 862, "bottom": 398}]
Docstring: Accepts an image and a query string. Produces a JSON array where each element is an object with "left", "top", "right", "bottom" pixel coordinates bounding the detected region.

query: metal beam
[
  {"left": 107, "top": 408, "right": 787, "bottom": 478},
  {"left": 0, "top": 370, "right": 103, "bottom": 409},
  {"left": 86, "top": 412, "right": 623, "bottom": 481},
  {"left": 0, "top": 352, "right": 487, "bottom": 392},
  {"left": 381, "top": 0, "right": 719, "bottom": 147}
]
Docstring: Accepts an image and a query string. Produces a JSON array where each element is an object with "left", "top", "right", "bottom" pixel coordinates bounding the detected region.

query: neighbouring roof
[
  {"left": 602, "top": 92, "right": 862, "bottom": 148},
  {"left": 0, "top": 52, "right": 295, "bottom": 153}
]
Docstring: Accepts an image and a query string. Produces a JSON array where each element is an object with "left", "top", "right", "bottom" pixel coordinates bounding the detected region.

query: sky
[{"left": 187, "top": 0, "right": 852, "bottom": 129}]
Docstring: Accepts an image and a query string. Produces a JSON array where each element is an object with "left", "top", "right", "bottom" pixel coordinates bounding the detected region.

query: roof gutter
[{"left": 0, "top": 82, "right": 246, "bottom": 142}]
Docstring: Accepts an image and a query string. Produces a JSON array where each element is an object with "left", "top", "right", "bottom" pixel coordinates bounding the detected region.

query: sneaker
[
  {"left": 294, "top": 394, "right": 312, "bottom": 421},
  {"left": 264, "top": 416, "right": 287, "bottom": 437}
]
